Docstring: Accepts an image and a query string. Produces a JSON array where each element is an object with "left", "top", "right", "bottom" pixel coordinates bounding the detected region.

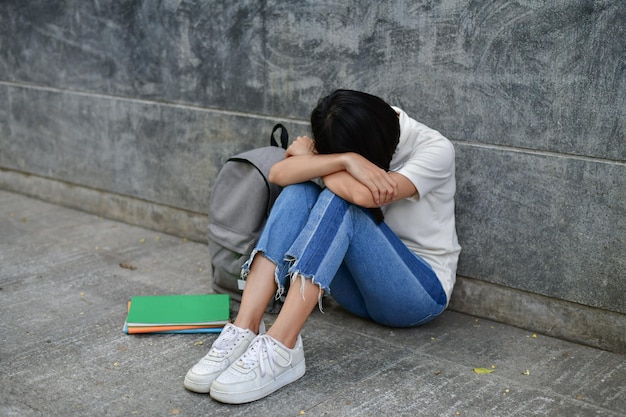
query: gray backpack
[{"left": 208, "top": 124, "right": 288, "bottom": 309}]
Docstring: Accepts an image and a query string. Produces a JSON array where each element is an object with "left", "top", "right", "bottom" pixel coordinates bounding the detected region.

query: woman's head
[{"left": 311, "top": 89, "right": 400, "bottom": 170}]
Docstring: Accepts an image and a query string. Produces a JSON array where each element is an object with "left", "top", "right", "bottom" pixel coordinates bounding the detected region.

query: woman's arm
[
  {"left": 269, "top": 136, "right": 413, "bottom": 207},
  {"left": 268, "top": 153, "right": 345, "bottom": 186},
  {"left": 268, "top": 136, "right": 345, "bottom": 186},
  {"left": 323, "top": 170, "right": 417, "bottom": 208}
]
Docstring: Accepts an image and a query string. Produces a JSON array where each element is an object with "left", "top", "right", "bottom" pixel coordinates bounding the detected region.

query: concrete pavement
[{"left": 1, "top": 189, "right": 624, "bottom": 417}]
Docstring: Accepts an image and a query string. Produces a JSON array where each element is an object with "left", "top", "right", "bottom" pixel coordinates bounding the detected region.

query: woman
[{"left": 184, "top": 89, "right": 461, "bottom": 404}]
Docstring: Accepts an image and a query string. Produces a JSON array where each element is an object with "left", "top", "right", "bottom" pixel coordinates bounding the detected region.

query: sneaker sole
[
  {"left": 183, "top": 375, "right": 213, "bottom": 394},
  {"left": 210, "top": 360, "right": 306, "bottom": 404}
]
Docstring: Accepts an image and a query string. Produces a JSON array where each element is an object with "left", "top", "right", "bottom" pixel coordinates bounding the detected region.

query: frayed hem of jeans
[
  {"left": 241, "top": 249, "right": 285, "bottom": 301},
  {"left": 288, "top": 270, "right": 326, "bottom": 313}
]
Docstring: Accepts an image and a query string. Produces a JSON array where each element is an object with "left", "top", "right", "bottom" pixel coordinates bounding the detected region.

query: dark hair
[
  {"left": 310, "top": 90, "right": 400, "bottom": 223},
  {"left": 311, "top": 89, "right": 400, "bottom": 170}
]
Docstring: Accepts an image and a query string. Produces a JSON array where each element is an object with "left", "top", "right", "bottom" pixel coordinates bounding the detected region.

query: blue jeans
[{"left": 242, "top": 182, "right": 447, "bottom": 327}]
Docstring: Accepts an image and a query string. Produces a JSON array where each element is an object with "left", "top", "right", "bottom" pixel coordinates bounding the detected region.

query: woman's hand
[
  {"left": 342, "top": 153, "right": 398, "bottom": 206},
  {"left": 286, "top": 136, "right": 316, "bottom": 157}
]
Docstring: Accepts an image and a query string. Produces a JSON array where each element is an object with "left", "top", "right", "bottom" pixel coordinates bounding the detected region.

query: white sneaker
[
  {"left": 210, "top": 334, "right": 306, "bottom": 404},
  {"left": 183, "top": 322, "right": 265, "bottom": 393}
]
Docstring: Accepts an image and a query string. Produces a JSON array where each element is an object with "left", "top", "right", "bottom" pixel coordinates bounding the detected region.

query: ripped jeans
[{"left": 241, "top": 182, "right": 447, "bottom": 327}]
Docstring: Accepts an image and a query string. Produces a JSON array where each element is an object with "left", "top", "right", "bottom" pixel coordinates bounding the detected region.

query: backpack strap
[
  {"left": 228, "top": 149, "right": 285, "bottom": 215},
  {"left": 270, "top": 123, "right": 289, "bottom": 149},
  {"left": 222, "top": 124, "right": 288, "bottom": 216}
]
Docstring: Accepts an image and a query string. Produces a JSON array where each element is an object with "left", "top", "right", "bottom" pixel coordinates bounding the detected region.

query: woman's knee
[{"left": 277, "top": 182, "right": 322, "bottom": 207}]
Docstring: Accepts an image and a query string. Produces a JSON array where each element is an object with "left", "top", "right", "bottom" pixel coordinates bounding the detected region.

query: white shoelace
[
  {"left": 238, "top": 335, "right": 291, "bottom": 377},
  {"left": 209, "top": 325, "right": 242, "bottom": 358}
]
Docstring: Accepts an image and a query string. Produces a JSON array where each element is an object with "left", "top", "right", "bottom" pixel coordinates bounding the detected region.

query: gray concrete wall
[{"left": 1, "top": 1, "right": 624, "bottom": 351}]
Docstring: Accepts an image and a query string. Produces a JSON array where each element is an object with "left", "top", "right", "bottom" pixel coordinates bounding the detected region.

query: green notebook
[{"left": 126, "top": 294, "right": 230, "bottom": 326}]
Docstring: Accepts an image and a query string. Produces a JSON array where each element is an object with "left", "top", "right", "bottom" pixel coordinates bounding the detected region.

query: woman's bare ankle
[
  {"left": 233, "top": 316, "right": 262, "bottom": 334},
  {"left": 266, "top": 327, "right": 298, "bottom": 349}
]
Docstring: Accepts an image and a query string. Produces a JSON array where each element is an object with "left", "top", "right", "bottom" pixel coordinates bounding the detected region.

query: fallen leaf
[
  {"left": 522, "top": 369, "right": 531, "bottom": 376},
  {"left": 139, "top": 238, "right": 145, "bottom": 243},
  {"left": 21, "top": 217, "right": 28, "bottom": 223},
  {"left": 171, "top": 408, "right": 180, "bottom": 415},
  {"left": 194, "top": 341, "right": 203, "bottom": 346},
  {"left": 531, "top": 334, "right": 538, "bottom": 338},
  {"left": 473, "top": 368, "right": 495, "bottom": 374},
  {"left": 119, "top": 263, "right": 137, "bottom": 271}
]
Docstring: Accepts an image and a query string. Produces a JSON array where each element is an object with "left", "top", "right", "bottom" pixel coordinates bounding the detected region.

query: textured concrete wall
[{"left": 0, "top": 1, "right": 624, "bottom": 337}]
